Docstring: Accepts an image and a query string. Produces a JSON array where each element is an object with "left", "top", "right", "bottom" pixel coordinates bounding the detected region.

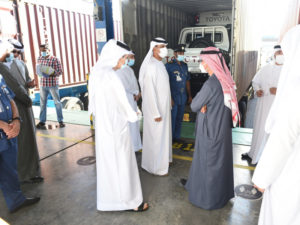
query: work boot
[
  {"left": 59, "top": 122, "right": 65, "bottom": 128},
  {"left": 241, "top": 153, "right": 252, "bottom": 160},
  {"left": 180, "top": 178, "right": 187, "bottom": 186},
  {"left": 36, "top": 122, "right": 46, "bottom": 130}
]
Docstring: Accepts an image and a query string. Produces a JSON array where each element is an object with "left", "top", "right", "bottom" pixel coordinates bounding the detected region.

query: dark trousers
[
  {"left": 0, "top": 142, "right": 25, "bottom": 211},
  {"left": 171, "top": 104, "right": 185, "bottom": 140}
]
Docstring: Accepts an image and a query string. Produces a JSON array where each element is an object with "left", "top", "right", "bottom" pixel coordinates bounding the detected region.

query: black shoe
[
  {"left": 36, "top": 122, "right": 46, "bottom": 130},
  {"left": 30, "top": 176, "right": 44, "bottom": 183},
  {"left": 241, "top": 153, "right": 252, "bottom": 160},
  {"left": 180, "top": 178, "right": 187, "bottom": 186},
  {"left": 10, "top": 197, "right": 40, "bottom": 213},
  {"left": 59, "top": 122, "right": 65, "bottom": 128}
]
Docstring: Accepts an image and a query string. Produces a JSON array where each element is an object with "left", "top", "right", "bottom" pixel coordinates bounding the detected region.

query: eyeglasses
[{"left": 12, "top": 50, "right": 21, "bottom": 54}]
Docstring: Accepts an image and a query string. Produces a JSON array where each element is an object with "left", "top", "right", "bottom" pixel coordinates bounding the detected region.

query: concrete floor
[{"left": 0, "top": 123, "right": 261, "bottom": 225}]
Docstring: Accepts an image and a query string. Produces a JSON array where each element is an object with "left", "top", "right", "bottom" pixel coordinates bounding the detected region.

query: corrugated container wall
[
  {"left": 122, "top": 0, "right": 193, "bottom": 75},
  {"left": 18, "top": 1, "right": 98, "bottom": 89}
]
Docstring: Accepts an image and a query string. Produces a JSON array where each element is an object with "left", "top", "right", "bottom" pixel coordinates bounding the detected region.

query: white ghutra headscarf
[
  {"left": 88, "top": 39, "right": 131, "bottom": 115},
  {"left": 138, "top": 37, "right": 167, "bottom": 92}
]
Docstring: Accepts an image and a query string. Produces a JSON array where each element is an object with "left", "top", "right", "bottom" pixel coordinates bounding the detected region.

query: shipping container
[
  {"left": 2, "top": 0, "right": 299, "bottom": 112},
  {"left": 94, "top": 0, "right": 299, "bottom": 100},
  {"left": 0, "top": 0, "right": 98, "bottom": 110}
]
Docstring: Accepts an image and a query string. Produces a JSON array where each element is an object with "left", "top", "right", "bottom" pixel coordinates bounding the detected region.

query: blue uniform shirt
[
  {"left": 165, "top": 59, "right": 190, "bottom": 105},
  {"left": 0, "top": 74, "right": 16, "bottom": 152}
]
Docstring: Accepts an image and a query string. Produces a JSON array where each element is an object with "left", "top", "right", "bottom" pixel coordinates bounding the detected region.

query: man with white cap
[
  {"left": 8, "top": 39, "right": 36, "bottom": 89},
  {"left": 4, "top": 39, "right": 42, "bottom": 183},
  {"left": 139, "top": 37, "right": 172, "bottom": 176},
  {"left": 116, "top": 52, "right": 142, "bottom": 152},
  {"left": 242, "top": 45, "right": 283, "bottom": 164},
  {"left": 253, "top": 25, "right": 300, "bottom": 225},
  {"left": 89, "top": 39, "right": 148, "bottom": 212}
]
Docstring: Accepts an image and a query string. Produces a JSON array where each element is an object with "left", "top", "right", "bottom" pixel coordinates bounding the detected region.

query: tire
[
  {"left": 219, "top": 49, "right": 230, "bottom": 69},
  {"left": 62, "top": 97, "right": 84, "bottom": 111},
  {"left": 189, "top": 38, "right": 215, "bottom": 48},
  {"left": 80, "top": 92, "right": 89, "bottom": 111},
  {"left": 61, "top": 97, "right": 69, "bottom": 108},
  {"left": 238, "top": 98, "right": 248, "bottom": 127},
  {"left": 189, "top": 38, "right": 230, "bottom": 68}
]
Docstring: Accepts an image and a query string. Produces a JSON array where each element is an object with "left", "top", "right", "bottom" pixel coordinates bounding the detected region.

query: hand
[
  {"left": 26, "top": 80, "right": 36, "bottom": 88},
  {"left": 256, "top": 90, "right": 264, "bottom": 97},
  {"left": 188, "top": 95, "right": 193, "bottom": 104},
  {"left": 270, "top": 87, "right": 277, "bottom": 95},
  {"left": 254, "top": 184, "right": 265, "bottom": 193},
  {"left": 114, "top": 55, "right": 128, "bottom": 70},
  {"left": 201, "top": 105, "right": 207, "bottom": 114},
  {"left": 1, "top": 122, "right": 12, "bottom": 135},
  {"left": 134, "top": 93, "right": 141, "bottom": 102},
  {"left": 5, "top": 120, "right": 20, "bottom": 139},
  {"left": 171, "top": 99, "right": 174, "bottom": 107},
  {"left": 155, "top": 117, "right": 162, "bottom": 122}
]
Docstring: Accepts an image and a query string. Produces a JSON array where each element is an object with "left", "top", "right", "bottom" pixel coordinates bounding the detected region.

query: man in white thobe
[
  {"left": 242, "top": 45, "right": 283, "bottom": 164},
  {"left": 116, "top": 53, "right": 142, "bottom": 152},
  {"left": 253, "top": 25, "right": 300, "bottom": 225},
  {"left": 89, "top": 40, "right": 148, "bottom": 212},
  {"left": 139, "top": 37, "right": 172, "bottom": 176}
]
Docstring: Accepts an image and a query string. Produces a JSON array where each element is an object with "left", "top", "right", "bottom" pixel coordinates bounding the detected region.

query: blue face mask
[
  {"left": 6, "top": 53, "right": 14, "bottom": 62},
  {"left": 177, "top": 55, "right": 185, "bottom": 62},
  {"left": 41, "top": 51, "right": 47, "bottom": 57},
  {"left": 127, "top": 59, "right": 135, "bottom": 67}
]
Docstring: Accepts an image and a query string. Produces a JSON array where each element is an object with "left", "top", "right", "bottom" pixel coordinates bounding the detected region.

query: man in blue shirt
[
  {"left": 0, "top": 26, "right": 40, "bottom": 212},
  {"left": 165, "top": 44, "right": 192, "bottom": 142},
  {"left": 0, "top": 73, "right": 40, "bottom": 213}
]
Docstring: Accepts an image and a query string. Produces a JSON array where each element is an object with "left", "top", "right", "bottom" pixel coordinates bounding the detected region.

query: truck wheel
[
  {"left": 62, "top": 97, "right": 84, "bottom": 111},
  {"left": 61, "top": 97, "right": 69, "bottom": 108},
  {"left": 80, "top": 92, "right": 89, "bottom": 111},
  {"left": 219, "top": 49, "right": 231, "bottom": 69},
  {"left": 238, "top": 98, "right": 247, "bottom": 127},
  {"left": 189, "top": 38, "right": 215, "bottom": 48},
  {"left": 189, "top": 38, "right": 230, "bottom": 68}
]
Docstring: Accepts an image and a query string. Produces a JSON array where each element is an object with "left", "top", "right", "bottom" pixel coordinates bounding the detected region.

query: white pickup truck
[
  {"left": 165, "top": 25, "right": 231, "bottom": 96},
  {"left": 166, "top": 26, "right": 230, "bottom": 72}
]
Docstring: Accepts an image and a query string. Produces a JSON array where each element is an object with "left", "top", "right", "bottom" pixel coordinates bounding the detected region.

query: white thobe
[
  {"left": 139, "top": 57, "right": 172, "bottom": 175},
  {"left": 248, "top": 64, "right": 282, "bottom": 164},
  {"left": 92, "top": 68, "right": 143, "bottom": 211},
  {"left": 116, "top": 66, "right": 142, "bottom": 152},
  {"left": 252, "top": 95, "right": 300, "bottom": 225}
]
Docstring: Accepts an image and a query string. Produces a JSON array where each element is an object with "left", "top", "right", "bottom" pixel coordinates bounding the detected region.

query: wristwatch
[
  {"left": 13, "top": 117, "right": 22, "bottom": 122},
  {"left": 8, "top": 117, "right": 23, "bottom": 124}
]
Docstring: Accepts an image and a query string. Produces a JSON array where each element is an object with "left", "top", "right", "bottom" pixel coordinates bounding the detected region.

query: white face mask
[
  {"left": 158, "top": 47, "right": 168, "bottom": 58},
  {"left": 199, "top": 63, "right": 207, "bottom": 73},
  {"left": 275, "top": 55, "right": 284, "bottom": 65}
]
